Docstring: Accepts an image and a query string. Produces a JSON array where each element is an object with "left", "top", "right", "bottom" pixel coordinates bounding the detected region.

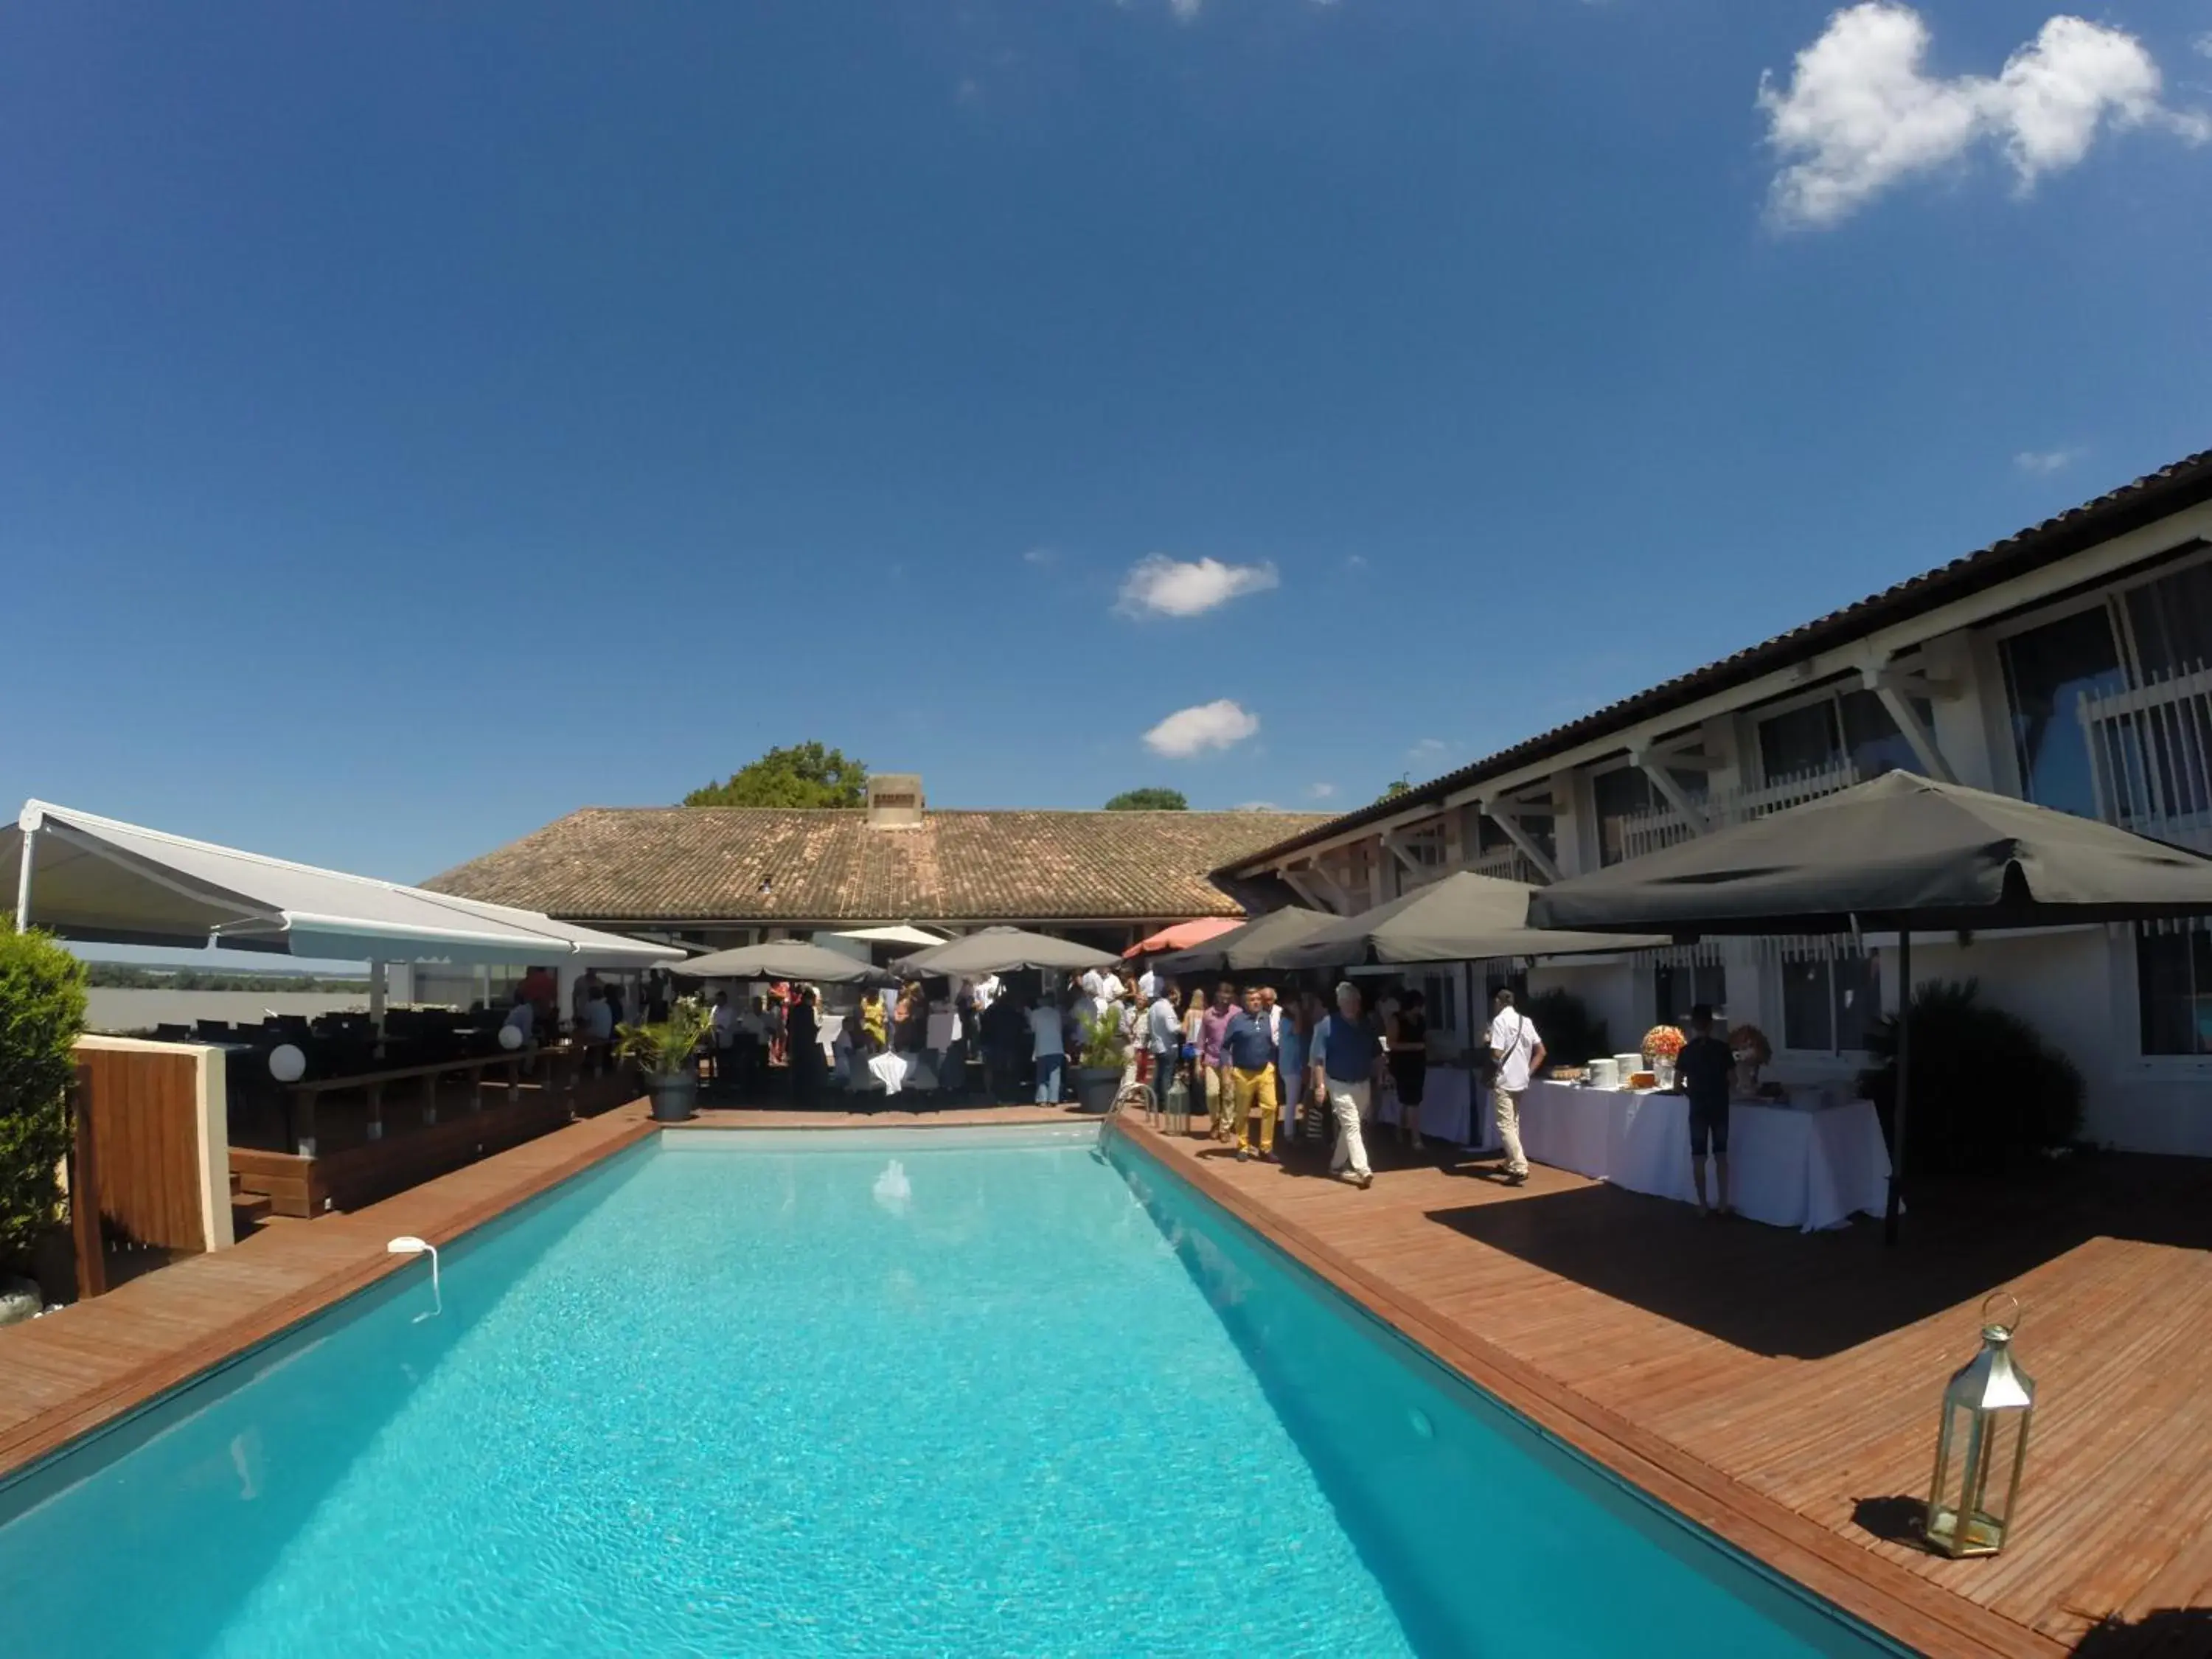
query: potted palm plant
[
  {"left": 616, "top": 995, "right": 716, "bottom": 1121},
  {"left": 1071, "top": 1005, "right": 1129, "bottom": 1115}
]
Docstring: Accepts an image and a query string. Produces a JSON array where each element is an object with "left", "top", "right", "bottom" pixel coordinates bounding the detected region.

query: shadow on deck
[{"left": 1419, "top": 1150, "right": 2212, "bottom": 1360}]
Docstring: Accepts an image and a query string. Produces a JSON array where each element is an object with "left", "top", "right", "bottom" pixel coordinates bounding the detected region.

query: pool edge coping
[{"left": 1107, "top": 1116, "right": 2065, "bottom": 1659}]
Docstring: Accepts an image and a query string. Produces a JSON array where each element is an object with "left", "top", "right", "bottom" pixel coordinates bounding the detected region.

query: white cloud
[
  {"left": 1307, "top": 782, "right": 1338, "bottom": 799},
  {"left": 2014, "top": 445, "right": 2084, "bottom": 474},
  {"left": 1757, "top": 5, "right": 2205, "bottom": 228},
  {"left": 1169, "top": 0, "right": 1202, "bottom": 18},
  {"left": 1144, "top": 699, "right": 1260, "bottom": 758},
  {"left": 1343, "top": 554, "right": 1369, "bottom": 571},
  {"left": 1022, "top": 546, "right": 1057, "bottom": 566},
  {"left": 2197, "top": 32, "right": 2212, "bottom": 61},
  {"left": 1116, "top": 555, "right": 1280, "bottom": 618}
]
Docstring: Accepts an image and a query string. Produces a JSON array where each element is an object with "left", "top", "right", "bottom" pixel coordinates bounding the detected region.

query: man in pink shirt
[{"left": 1199, "top": 981, "right": 1239, "bottom": 1142}]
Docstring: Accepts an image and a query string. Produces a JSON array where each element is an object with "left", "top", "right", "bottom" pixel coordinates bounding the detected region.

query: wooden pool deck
[{"left": 1116, "top": 1116, "right": 2212, "bottom": 1658}]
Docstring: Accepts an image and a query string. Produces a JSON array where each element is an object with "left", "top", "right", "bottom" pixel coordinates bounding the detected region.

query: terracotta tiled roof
[
  {"left": 1222, "top": 446, "right": 2212, "bottom": 872},
  {"left": 422, "top": 809, "right": 1335, "bottom": 925}
]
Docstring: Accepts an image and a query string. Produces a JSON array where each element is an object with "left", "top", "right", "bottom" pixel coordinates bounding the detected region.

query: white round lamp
[
  {"left": 268, "top": 1044, "right": 307, "bottom": 1084},
  {"left": 498, "top": 1023, "right": 524, "bottom": 1051}
]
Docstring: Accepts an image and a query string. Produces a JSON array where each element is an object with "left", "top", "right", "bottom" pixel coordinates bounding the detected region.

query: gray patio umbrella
[
  {"left": 667, "top": 941, "right": 894, "bottom": 986},
  {"left": 1262, "top": 870, "right": 1666, "bottom": 970},
  {"left": 1152, "top": 905, "right": 1333, "bottom": 975},
  {"left": 1526, "top": 771, "right": 2212, "bottom": 1240},
  {"left": 891, "top": 926, "right": 1121, "bottom": 978}
]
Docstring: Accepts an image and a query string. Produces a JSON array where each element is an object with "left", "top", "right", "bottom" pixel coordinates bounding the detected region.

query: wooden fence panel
[{"left": 74, "top": 1046, "right": 206, "bottom": 1252}]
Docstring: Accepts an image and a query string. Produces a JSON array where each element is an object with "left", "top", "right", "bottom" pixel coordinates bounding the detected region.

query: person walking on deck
[
  {"left": 1029, "top": 992, "right": 1068, "bottom": 1105},
  {"left": 1388, "top": 988, "right": 1430, "bottom": 1150},
  {"left": 1277, "top": 992, "right": 1313, "bottom": 1148},
  {"left": 1224, "top": 987, "right": 1281, "bottom": 1161},
  {"left": 1199, "top": 982, "right": 1238, "bottom": 1142},
  {"left": 788, "top": 988, "right": 821, "bottom": 1105},
  {"left": 1677, "top": 1004, "right": 1737, "bottom": 1220},
  {"left": 1145, "top": 977, "right": 1183, "bottom": 1113},
  {"left": 1486, "top": 989, "right": 1545, "bottom": 1186},
  {"left": 1310, "top": 982, "right": 1381, "bottom": 1189}
]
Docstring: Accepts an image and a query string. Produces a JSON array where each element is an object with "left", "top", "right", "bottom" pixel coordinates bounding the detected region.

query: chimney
[{"left": 866, "top": 773, "right": 925, "bottom": 829}]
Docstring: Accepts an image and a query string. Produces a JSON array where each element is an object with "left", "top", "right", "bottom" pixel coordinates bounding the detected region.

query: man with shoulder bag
[{"left": 1485, "top": 988, "right": 1545, "bottom": 1187}]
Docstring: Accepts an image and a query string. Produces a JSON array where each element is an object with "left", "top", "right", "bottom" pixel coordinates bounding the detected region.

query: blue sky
[{"left": 4, "top": 0, "right": 2210, "bottom": 890}]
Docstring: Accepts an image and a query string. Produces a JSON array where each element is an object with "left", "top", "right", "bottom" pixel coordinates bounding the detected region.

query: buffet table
[{"left": 1514, "top": 1077, "right": 1891, "bottom": 1232}]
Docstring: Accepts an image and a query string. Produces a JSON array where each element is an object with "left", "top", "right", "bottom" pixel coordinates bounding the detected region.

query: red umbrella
[{"left": 1124, "top": 917, "right": 1241, "bottom": 959}]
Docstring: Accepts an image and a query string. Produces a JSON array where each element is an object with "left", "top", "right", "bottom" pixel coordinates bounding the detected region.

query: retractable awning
[
  {"left": 828, "top": 924, "right": 947, "bottom": 947},
  {"left": 4, "top": 801, "right": 681, "bottom": 968}
]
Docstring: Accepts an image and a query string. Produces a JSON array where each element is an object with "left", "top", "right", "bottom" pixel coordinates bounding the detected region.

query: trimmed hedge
[
  {"left": 0, "top": 922, "right": 87, "bottom": 1270},
  {"left": 1859, "top": 978, "right": 2084, "bottom": 1176}
]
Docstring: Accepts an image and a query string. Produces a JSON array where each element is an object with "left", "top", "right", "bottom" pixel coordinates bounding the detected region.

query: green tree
[
  {"left": 1103, "top": 788, "right": 1189, "bottom": 811},
  {"left": 0, "top": 920, "right": 88, "bottom": 1272},
  {"left": 1374, "top": 777, "right": 1412, "bottom": 804},
  {"left": 684, "top": 743, "right": 870, "bottom": 808}
]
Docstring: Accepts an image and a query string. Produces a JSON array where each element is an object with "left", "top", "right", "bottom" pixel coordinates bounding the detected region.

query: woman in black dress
[{"left": 1389, "top": 989, "right": 1429, "bottom": 1151}]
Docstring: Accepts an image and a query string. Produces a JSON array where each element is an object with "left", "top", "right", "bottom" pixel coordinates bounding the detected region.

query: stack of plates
[{"left": 1586, "top": 1056, "right": 1620, "bottom": 1090}]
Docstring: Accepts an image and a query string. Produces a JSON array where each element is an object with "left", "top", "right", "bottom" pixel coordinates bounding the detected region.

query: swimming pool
[{"left": 0, "top": 1125, "right": 1903, "bottom": 1656}]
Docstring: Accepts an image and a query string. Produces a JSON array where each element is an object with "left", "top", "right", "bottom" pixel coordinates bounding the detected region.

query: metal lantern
[{"left": 1924, "top": 1291, "right": 2036, "bottom": 1558}]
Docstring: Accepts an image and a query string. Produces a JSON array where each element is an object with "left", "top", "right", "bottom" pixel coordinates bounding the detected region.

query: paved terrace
[{"left": 1119, "top": 1117, "right": 2212, "bottom": 1658}]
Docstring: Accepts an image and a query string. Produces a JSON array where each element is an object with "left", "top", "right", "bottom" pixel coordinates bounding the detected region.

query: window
[
  {"left": 2125, "top": 561, "right": 2212, "bottom": 678},
  {"left": 1591, "top": 768, "right": 1652, "bottom": 867},
  {"left": 1758, "top": 701, "right": 1839, "bottom": 782},
  {"left": 1419, "top": 972, "right": 1461, "bottom": 1035},
  {"left": 1471, "top": 803, "right": 1556, "bottom": 869},
  {"left": 1756, "top": 687, "right": 1926, "bottom": 785},
  {"left": 1779, "top": 951, "right": 1879, "bottom": 1054},
  {"left": 1999, "top": 607, "right": 2125, "bottom": 818},
  {"left": 1590, "top": 765, "right": 1707, "bottom": 868},
  {"left": 1839, "top": 689, "right": 1926, "bottom": 778},
  {"left": 2138, "top": 927, "right": 2212, "bottom": 1055},
  {"left": 1655, "top": 964, "right": 1727, "bottom": 1027},
  {"left": 414, "top": 964, "right": 527, "bottom": 1011}
]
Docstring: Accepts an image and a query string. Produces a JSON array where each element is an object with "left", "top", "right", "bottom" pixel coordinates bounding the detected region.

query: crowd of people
[{"left": 518, "top": 959, "right": 1753, "bottom": 1214}]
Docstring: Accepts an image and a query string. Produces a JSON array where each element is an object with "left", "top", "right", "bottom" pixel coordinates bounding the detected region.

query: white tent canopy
[
  {"left": 4, "top": 800, "right": 681, "bottom": 969},
  {"left": 827, "top": 924, "right": 947, "bottom": 947}
]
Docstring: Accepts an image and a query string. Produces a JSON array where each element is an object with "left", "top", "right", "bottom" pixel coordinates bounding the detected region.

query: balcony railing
[
  {"left": 1614, "top": 761, "right": 1862, "bottom": 864},
  {"left": 1468, "top": 843, "right": 1547, "bottom": 886},
  {"left": 2081, "top": 659, "right": 2212, "bottom": 854}
]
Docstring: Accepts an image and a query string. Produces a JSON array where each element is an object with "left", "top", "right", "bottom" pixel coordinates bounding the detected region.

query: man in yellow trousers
[{"left": 1223, "top": 986, "right": 1281, "bottom": 1162}]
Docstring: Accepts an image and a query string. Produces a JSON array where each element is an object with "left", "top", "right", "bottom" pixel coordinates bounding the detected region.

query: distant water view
[{"left": 86, "top": 989, "right": 377, "bottom": 1035}]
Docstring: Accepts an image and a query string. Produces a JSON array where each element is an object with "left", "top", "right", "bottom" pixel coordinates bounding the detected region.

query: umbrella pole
[{"left": 1884, "top": 927, "right": 1910, "bottom": 1246}]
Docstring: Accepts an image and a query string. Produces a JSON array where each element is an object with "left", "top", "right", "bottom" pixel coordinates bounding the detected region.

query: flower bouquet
[
  {"left": 1728, "top": 1023, "right": 1771, "bottom": 1093},
  {"left": 1642, "top": 1024, "right": 1686, "bottom": 1089}
]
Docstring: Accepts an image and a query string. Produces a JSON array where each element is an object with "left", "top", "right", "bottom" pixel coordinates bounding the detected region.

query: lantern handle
[{"left": 1980, "top": 1290, "right": 2021, "bottom": 1338}]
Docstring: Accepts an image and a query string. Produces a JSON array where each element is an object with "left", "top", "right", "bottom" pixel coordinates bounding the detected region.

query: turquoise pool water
[{"left": 0, "top": 1127, "right": 1901, "bottom": 1657}]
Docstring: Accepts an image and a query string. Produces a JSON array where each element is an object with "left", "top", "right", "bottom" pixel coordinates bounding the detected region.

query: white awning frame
[{"left": 7, "top": 800, "right": 681, "bottom": 968}]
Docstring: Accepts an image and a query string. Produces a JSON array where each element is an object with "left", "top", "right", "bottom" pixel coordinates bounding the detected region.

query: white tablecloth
[
  {"left": 1514, "top": 1079, "right": 1891, "bottom": 1232},
  {"left": 856, "top": 1051, "right": 939, "bottom": 1096},
  {"left": 1374, "top": 1067, "right": 1484, "bottom": 1148}
]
